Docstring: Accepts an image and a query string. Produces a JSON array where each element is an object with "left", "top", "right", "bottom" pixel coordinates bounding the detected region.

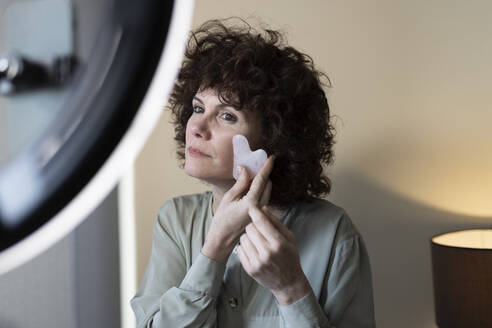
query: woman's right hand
[{"left": 202, "top": 156, "right": 275, "bottom": 263}]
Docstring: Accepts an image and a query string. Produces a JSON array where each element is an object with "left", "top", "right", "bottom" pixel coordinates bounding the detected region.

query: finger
[
  {"left": 247, "top": 155, "right": 275, "bottom": 203},
  {"left": 258, "top": 179, "right": 272, "bottom": 208},
  {"left": 245, "top": 223, "right": 269, "bottom": 256},
  {"left": 236, "top": 244, "right": 252, "bottom": 273},
  {"left": 239, "top": 233, "right": 260, "bottom": 269},
  {"left": 248, "top": 204, "right": 286, "bottom": 245},
  {"left": 225, "top": 166, "right": 251, "bottom": 201},
  {"left": 240, "top": 232, "right": 259, "bottom": 255}
]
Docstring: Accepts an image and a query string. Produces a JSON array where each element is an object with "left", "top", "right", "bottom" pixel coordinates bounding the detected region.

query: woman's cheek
[{"left": 221, "top": 137, "right": 235, "bottom": 170}]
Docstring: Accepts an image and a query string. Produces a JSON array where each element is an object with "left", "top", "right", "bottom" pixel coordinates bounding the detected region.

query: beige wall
[{"left": 134, "top": 1, "right": 492, "bottom": 327}]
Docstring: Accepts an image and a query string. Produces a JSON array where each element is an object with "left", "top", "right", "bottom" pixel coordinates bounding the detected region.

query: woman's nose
[{"left": 189, "top": 116, "right": 211, "bottom": 139}]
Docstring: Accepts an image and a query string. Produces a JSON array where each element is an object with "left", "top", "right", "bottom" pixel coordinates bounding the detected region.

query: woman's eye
[
  {"left": 193, "top": 105, "right": 204, "bottom": 113},
  {"left": 221, "top": 112, "right": 237, "bottom": 122}
]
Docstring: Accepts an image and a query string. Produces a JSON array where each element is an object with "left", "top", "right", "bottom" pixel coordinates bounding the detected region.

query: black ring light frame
[{"left": 0, "top": 0, "right": 193, "bottom": 274}]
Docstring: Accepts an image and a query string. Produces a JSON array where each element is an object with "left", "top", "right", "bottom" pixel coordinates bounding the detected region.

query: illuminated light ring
[{"left": 0, "top": 0, "right": 194, "bottom": 275}]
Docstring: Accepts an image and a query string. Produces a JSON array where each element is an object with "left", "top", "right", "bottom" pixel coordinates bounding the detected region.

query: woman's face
[{"left": 184, "top": 88, "right": 262, "bottom": 187}]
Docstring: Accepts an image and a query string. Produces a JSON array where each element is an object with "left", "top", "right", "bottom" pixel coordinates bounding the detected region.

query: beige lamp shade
[{"left": 431, "top": 229, "right": 492, "bottom": 328}]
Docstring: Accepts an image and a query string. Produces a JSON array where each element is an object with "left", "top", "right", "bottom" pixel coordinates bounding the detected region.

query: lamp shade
[{"left": 431, "top": 229, "right": 492, "bottom": 328}]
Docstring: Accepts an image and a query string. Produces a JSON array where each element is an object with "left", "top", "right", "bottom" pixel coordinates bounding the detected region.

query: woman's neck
[{"left": 211, "top": 184, "right": 228, "bottom": 215}]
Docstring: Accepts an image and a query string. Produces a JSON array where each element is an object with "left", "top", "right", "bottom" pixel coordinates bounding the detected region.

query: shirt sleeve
[
  {"left": 278, "top": 290, "right": 332, "bottom": 328},
  {"left": 323, "top": 234, "right": 376, "bottom": 328},
  {"left": 130, "top": 201, "right": 225, "bottom": 328},
  {"left": 278, "top": 233, "right": 375, "bottom": 328}
]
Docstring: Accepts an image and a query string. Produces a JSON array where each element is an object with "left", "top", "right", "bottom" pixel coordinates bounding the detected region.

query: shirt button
[{"left": 228, "top": 296, "right": 238, "bottom": 308}]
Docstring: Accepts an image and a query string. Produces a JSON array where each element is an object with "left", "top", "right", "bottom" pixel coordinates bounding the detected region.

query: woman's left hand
[{"left": 237, "top": 204, "right": 313, "bottom": 305}]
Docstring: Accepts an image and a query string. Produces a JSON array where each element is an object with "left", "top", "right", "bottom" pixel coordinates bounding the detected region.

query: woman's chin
[
  {"left": 183, "top": 166, "right": 203, "bottom": 179},
  {"left": 184, "top": 168, "right": 235, "bottom": 187},
  {"left": 184, "top": 167, "right": 212, "bottom": 180}
]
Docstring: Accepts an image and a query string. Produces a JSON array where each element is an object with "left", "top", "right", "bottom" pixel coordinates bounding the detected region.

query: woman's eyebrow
[
  {"left": 217, "top": 103, "right": 239, "bottom": 111},
  {"left": 193, "top": 96, "right": 204, "bottom": 104}
]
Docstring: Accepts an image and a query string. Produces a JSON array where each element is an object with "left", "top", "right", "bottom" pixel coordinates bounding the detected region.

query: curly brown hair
[{"left": 168, "top": 18, "right": 336, "bottom": 208}]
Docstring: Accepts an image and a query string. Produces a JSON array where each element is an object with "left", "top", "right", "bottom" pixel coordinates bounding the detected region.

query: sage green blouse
[{"left": 131, "top": 191, "right": 375, "bottom": 328}]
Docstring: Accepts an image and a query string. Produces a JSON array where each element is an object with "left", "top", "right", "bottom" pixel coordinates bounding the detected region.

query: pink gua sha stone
[{"left": 232, "top": 135, "right": 268, "bottom": 180}]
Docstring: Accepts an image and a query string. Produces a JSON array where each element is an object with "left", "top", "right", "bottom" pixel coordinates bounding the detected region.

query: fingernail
[{"left": 237, "top": 166, "right": 243, "bottom": 175}]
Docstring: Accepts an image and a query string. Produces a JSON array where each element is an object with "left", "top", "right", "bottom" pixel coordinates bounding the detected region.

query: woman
[{"left": 131, "top": 18, "right": 375, "bottom": 327}]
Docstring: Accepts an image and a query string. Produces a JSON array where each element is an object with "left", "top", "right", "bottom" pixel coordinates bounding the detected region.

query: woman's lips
[{"left": 188, "top": 147, "right": 210, "bottom": 158}]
